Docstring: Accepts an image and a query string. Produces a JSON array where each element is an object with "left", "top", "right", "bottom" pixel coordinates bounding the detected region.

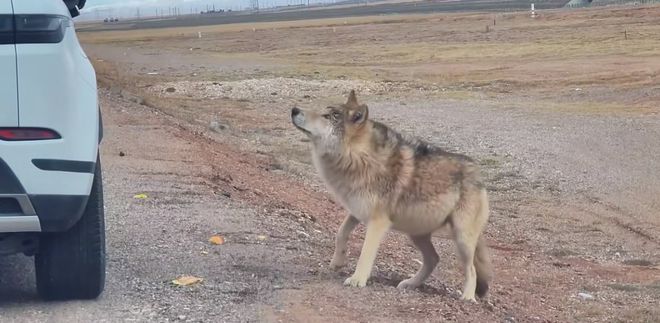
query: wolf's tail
[{"left": 474, "top": 189, "right": 492, "bottom": 297}]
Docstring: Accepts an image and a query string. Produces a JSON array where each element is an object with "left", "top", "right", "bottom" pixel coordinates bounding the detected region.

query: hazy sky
[
  {"left": 80, "top": 0, "right": 322, "bottom": 19},
  {"left": 84, "top": 0, "right": 250, "bottom": 15}
]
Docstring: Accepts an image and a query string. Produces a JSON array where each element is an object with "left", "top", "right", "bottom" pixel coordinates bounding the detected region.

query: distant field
[
  {"left": 78, "top": 0, "right": 569, "bottom": 32},
  {"left": 79, "top": 4, "right": 660, "bottom": 113}
]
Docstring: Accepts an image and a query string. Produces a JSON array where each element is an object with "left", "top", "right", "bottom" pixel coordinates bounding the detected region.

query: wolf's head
[{"left": 291, "top": 90, "right": 369, "bottom": 153}]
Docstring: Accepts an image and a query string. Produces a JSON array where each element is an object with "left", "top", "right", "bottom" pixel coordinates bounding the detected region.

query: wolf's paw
[
  {"left": 460, "top": 293, "right": 478, "bottom": 303},
  {"left": 397, "top": 278, "right": 422, "bottom": 290},
  {"left": 329, "top": 256, "right": 347, "bottom": 271},
  {"left": 343, "top": 275, "right": 368, "bottom": 287}
]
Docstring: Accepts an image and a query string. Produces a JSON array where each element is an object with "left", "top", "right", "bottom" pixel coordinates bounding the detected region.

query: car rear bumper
[{"left": 0, "top": 157, "right": 93, "bottom": 232}]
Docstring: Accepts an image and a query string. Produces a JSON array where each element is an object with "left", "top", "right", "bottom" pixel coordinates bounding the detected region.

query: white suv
[{"left": 0, "top": 0, "right": 104, "bottom": 300}]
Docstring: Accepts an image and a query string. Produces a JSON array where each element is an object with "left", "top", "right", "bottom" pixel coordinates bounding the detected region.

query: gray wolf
[{"left": 290, "top": 90, "right": 492, "bottom": 301}]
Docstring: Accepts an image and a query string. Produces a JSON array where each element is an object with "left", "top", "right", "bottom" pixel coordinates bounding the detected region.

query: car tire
[{"left": 35, "top": 155, "right": 106, "bottom": 300}]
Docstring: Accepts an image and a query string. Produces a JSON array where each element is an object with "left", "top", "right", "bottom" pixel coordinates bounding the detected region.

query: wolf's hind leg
[
  {"left": 454, "top": 231, "right": 478, "bottom": 301},
  {"left": 330, "top": 215, "right": 360, "bottom": 270},
  {"left": 397, "top": 233, "right": 439, "bottom": 289},
  {"left": 451, "top": 202, "right": 482, "bottom": 302}
]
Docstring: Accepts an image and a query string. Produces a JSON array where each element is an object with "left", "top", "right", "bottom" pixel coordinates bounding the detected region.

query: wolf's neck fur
[
  {"left": 313, "top": 122, "right": 402, "bottom": 197},
  {"left": 321, "top": 123, "right": 385, "bottom": 175}
]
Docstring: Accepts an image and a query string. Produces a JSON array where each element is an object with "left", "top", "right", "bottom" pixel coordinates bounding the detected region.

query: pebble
[
  {"left": 209, "top": 121, "right": 226, "bottom": 132},
  {"left": 577, "top": 292, "right": 594, "bottom": 300}
]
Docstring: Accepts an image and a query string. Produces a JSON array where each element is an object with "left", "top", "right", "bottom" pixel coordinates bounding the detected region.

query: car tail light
[
  {"left": 0, "top": 15, "right": 70, "bottom": 45},
  {"left": 0, "top": 128, "right": 61, "bottom": 141}
]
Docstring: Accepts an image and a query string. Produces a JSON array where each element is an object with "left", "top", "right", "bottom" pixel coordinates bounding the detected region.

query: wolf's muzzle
[{"left": 291, "top": 107, "right": 310, "bottom": 134}]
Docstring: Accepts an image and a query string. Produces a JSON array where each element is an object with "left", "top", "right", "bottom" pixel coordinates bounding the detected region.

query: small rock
[
  {"left": 577, "top": 292, "right": 594, "bottom": 300},
  {"left": 119, "top": 151, "right": 126, "bottom": 157},
  {"left": 222, "top": 192, "right": 231, "bottom": 198},
  {"left": 110, "top": 86, "right": 122, "bottom": 95},
  {"left": 129, "top": 96, "right": 145, "bottom": 105},
  {"left": 209, "top": 121, "right": 226, "bottom": 132},
  {"left": 271, "top": 92, "right": 278, "bottom": 96},
  {"left": 165, "top": 87, "right": 176, "bottom": 93}
]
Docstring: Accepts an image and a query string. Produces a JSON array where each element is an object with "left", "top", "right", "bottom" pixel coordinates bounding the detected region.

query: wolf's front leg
[
  {"left": 344, "top": 215, "right": 392, "bottom": 287},
  {"left": 330, "top": 215, "right": 360, "bottom": 270}
]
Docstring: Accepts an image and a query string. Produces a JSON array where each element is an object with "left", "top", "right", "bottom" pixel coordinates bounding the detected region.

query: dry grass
[
  {"left": 83, "top": 5, "right": 660, "bottom": 114},
  {"left": 78, "top": 13, "right": 444, "bottom": 44}
]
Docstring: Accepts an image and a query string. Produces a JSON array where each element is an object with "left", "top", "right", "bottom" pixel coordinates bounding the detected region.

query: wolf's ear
[
  {"left": 349, "top": 104, "right": 368, "bottom": 124},
  {"left": 346, "top": 90, "right": 358, "bottom": 106}
]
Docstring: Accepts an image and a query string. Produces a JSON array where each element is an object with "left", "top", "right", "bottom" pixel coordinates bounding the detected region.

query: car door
[{"left": 0, "top": 0, "right": 18, "bottom": 127}]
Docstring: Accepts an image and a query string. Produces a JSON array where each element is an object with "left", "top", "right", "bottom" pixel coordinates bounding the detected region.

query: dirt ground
[{"left": 2, "top": 5, "right": 658, "bottom": 323}]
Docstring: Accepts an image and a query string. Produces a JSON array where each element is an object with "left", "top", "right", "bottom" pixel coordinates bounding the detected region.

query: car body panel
[{"left": 0, "top": 1, "right": 18, "bottom": 127}]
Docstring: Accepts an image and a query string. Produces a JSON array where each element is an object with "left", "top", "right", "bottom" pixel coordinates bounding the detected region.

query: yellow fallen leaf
[
  {"left": 209, "top": 235, "right": 225, "bottom": 245},
  {"left": 200, "top": 251, "right": 208, "bottom": 255},
  {"left": 257, "top": 235, "right": 267, "bottom": 241},
  {"left": 172, "top": 275, "right": 202, "bottom": 286},
  {"left": 133, "top": 193, "right": 148, "bottom": 199}
]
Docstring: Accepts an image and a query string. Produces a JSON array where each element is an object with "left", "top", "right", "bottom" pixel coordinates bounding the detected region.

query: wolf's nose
[{"left": 292, "top": 107, "right": 301, "bottom": 117}]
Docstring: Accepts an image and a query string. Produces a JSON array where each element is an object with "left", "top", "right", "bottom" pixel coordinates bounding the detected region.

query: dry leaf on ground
[
  {"left": 172, "top": 275, "right": 203, "bottom": 286},
  {"left": 209, "top": 235, "right": 225, "bottom": 245},
  {"left": 133, "top": 193, "right": 148, "bottom": 199}
]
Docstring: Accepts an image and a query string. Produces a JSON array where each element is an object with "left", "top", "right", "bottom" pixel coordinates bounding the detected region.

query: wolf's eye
[
  {"left": 322, "top": 114, "right": 331, "bottom": 120},
  {"left": 332, "top": 112, "right": 341, "bottom": 119}
]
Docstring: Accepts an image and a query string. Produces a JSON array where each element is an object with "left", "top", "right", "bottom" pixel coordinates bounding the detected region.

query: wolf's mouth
[{"left": 294, "top": 125, "right": 311, "bottom": 135}]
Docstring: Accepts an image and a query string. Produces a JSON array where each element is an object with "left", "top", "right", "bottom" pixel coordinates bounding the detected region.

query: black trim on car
[
  {"left": 15, "top": 15, "right": 70, "bottom": 44},
  {"left": 0, "top": 197, "right": 23, "bottom": 214},
  {"left": 0, "top": 14, "right": 70, "bottom": 45},
  {"left": 0, "top": 158, "right": 26, "bottom": 194},
  {"left": 29, "top": 194, "right": 89, "bottom": 232},
  {"left": 32, "top": 159, "right": 95, "bottom": 173},
  {"left": 0, "top": 15, "right": 14, "bottom": 44},
  {"left": 98, "top": 107, "right": 103, "bottom": 143}
]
